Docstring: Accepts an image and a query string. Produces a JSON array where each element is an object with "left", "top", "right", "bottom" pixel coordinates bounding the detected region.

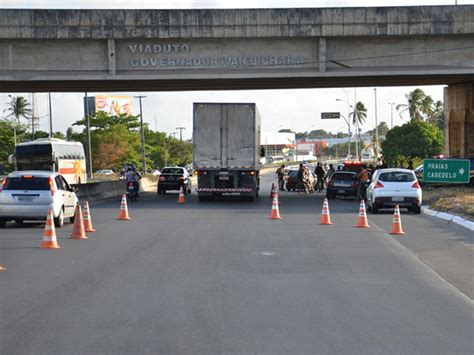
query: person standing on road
[
  {"left": 314, "top": 162, "right": 326, "bottom": 192},
  {"left": 356, "top": 164, "right": 370, "bottom": 201},
  {"left": 276, "top": 164, "right": 286, "bottom": 191},
  {"left": 327, "top": 164, "right": 336, "bottom": 180}
]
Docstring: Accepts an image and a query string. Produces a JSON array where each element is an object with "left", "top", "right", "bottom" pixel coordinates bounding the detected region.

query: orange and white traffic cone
[
  {"left": 355, "top": 200, "right": 370, "bottom": 228},
  {"left": 389, "top": 205, "right": 405, "bottom": 235},
  {"left": 70, "top": 204, "right": 88, "bottom": 240},
  {"left": 39, "top": 210, "right": 61, "bottom": 249},
  {"left": 319, "top": 198, "right": 333, "bottom": 225},
  {"left": 177, "top": 186, "right": 186, "bottom": 204},
  {"left": 118, "top": 194, "right": 131, "bottom": 220},
  {"left": 270, "top": 182, "right": 276, "bottom": 198},
  {"left": 269, "top": 195, "right": 282, "bottom": 220},
  {"left": 82, "top": 200, "right": 96, "bottom": 232}
]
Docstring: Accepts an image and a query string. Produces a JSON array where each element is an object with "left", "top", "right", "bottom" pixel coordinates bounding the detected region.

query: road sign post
[{"left": 422, "top": 159, "right": 470, "bottom": 183}]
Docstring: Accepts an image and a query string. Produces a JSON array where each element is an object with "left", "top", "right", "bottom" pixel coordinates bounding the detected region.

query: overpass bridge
[{"left": 0, "top": 5, "right": 473, "bottom": 157}]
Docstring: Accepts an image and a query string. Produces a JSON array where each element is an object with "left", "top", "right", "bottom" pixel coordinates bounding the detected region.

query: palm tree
[
  {"left": 427, "top": 100, "right": 444, "bottom": 130},
  {"left": 350, "top": 101, "right": 367, "bottom": 126},
  {"left": 349, "top": 102, "right": 367, "bottom": 159},
  {"left": 4, "top": 95, "right": 32, "bottom": 146},
  {"left": 396, "top": 88, "right": 427, "bottom": 121}
]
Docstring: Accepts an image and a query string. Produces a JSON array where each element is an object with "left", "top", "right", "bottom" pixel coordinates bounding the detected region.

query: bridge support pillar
[{"left": 444, "top": 83, "right": 474, "bottom": 158}]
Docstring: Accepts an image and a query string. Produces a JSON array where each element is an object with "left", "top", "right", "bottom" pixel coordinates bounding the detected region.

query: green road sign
[{"left": 423, "top": 159, "right": 470, "bottom": 183}]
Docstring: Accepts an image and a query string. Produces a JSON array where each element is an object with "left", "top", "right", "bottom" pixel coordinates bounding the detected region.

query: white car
[
  {"left": 366, "top": 168, "right": 422, "bottom": 214},
  {"left": 0, "top": 171, "right": 78, "bottom": 228}
]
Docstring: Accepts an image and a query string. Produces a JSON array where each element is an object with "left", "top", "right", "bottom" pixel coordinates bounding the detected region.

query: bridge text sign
[{"left": 423, "top": 159, "right": 470, "bottom": 183}]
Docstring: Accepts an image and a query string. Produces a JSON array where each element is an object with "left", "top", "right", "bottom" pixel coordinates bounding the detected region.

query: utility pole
[
  {"left": 134, "top": 95, "right": 147, "bottom": 174},
  {"left": 388, "top": 102, "right": 395, "bottom": 129},
  {"left": 176, "top": 126, "right": 185, "bottom": 141},
  {"left": 84, "top": 92, "right": 93, "bottom": 179},
  {"left": 48, "top": 92, "right": 53, "bottom": 138},
  {"left": 374, "top": 87, "right": 379, "bottom": 159}
]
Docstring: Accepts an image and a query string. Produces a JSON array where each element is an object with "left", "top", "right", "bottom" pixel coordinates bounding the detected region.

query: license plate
[
  {"left": 219, "top": 176, "right": 229, "bottom": 180},
  {"left": 392, "top": 196, "right": 404, "bottom": 202},
  {"left": 338, "top": 190, "right": 345, "bottom": 193},
  {"left": 18, "top": 196, "right": 33, "bottom": 201}
]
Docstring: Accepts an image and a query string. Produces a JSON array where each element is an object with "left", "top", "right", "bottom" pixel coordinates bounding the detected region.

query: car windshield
[
  {"left": 379, "top": 172, "right": 415, "bottom": 182},
  {"left": 331, "top": 173, "right": 355, "bottom": 180},
  {"left": 288, "top": 170, "right": 299, "bottom": 177},
  {"left": 161, "top": 168, "right": 184, "bottom": 174},
  {"left": 3, "top": 176, "right": 50, "bottom": 190}
]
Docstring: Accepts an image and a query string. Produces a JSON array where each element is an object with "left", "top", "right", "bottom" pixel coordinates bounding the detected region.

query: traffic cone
[
  {"left": 39, "top": 210, "right": 61, "bottom": 249},
  {"left": 118, "top": 194, "right": 131, "bottom": 220},
  {"left": 82, "top": 200, "right": 96, "bottom": 232},
  {"left": 319, "top": 198, "right": 333, "bottom": 225},
  {"left": 270, "top": 182, "right": 276, "bottom": 198},
  {"left": 70, "top": 204, "right": 88, "bottom": 240},
  {"left": 177, "top": 186, "right": 186, "bottom": 204},
  {"left": 269, "top": 195, "right": 282, "bottom": 220},
  {"left": 389, "top": 205, "right": 405, "bottom": 235},
  {"left": 355, "top": 200, "right": 370, "bottom": 228}
]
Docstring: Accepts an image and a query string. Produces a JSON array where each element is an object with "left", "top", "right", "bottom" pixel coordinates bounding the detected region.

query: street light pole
[
  {"left": 388, "top": 102, "right": 395, "bottom": 129},
  {"left": 176, "top": 126, "right": 185, "bottom": 141},
  {"left": 134, "top": 95, "right": 147, "bottom": 174},
  {"left": 84, "top": 92, "right": 93, "bottom": 179},
  {"left": 48, "top": 92, "right": 53, "bottom": 138},
  {"left": 374, "top": 87, "right": 379, "bottom": 159},
  {"left": 336, "top": 97, "right": 352, "bottom": 158}
]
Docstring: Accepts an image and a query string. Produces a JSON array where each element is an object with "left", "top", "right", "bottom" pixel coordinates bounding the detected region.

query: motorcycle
[{"left": 127, "top": 181, "right": 139, "bottom": 202}]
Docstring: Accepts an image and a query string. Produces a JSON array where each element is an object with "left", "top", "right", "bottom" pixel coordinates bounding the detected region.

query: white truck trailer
[{"left": 193, "top": 103, "right": 262, "bottom": 202}]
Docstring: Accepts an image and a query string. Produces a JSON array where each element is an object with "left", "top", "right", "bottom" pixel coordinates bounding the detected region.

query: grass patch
[{"left": 423, "top": 186, "right": 474, "bottom": 219}]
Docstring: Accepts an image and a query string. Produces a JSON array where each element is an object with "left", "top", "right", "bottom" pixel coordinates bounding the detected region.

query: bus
[{"left": 12, "top": 138, "right": 87, "bottom": 185}]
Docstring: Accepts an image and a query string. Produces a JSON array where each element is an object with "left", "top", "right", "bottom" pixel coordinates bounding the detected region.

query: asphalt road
[{"left": 1, "top": 173, "right": 473, "bottom": 355}]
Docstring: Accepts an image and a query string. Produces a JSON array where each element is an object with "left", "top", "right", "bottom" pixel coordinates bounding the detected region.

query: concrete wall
[
  {"left": 72, "top": 176, "right": 157, "bottom": 202},
  {"left": 444, "top": 83, "right": 474, "bottom": 158}
]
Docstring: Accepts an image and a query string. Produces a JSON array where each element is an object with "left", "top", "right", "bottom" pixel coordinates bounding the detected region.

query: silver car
[{"left": 0, "top": 171, "right": 78, "bottom": 228}]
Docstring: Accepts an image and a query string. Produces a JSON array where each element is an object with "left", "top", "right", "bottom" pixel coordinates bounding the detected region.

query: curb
[{"left": 422, "top": 206, "right": 474, "bottom": 231}]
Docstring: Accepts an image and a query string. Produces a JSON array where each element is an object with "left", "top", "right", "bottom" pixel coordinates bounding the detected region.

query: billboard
[{"left": 95, "top": 95, "right": 133, "bottom": 116}]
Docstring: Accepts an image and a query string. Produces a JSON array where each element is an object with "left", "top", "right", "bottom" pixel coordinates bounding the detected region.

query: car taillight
[
  {"left": 0, "top": 178, "right": 7, "bottom": 192},
  {"left": 49, "top": 177, "right": 56, "bottom": 196},
  {"left": 159, "top": 176, "right": 166, "bottom": 181},
  {"left": 411, "top": 181, "right": 421, "bottom": 189},
  {"left": 374, "top": 181, "right": 384, "bottom": 189}
]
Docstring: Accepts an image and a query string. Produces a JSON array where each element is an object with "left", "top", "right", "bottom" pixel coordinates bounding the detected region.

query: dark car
[
  {"left": 285, "top": 169, "right": 317, "bottom": 191},
  {"left": 157, "top": 167, "right": 192, "bottom": 194},
  {"left": 326, "top": 171, "right": 359, "bottom": 199}
]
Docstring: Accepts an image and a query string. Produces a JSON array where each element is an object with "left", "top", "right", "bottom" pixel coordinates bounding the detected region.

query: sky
[{"left": 1, "top": 0, "right": 470, "bottom": 140}]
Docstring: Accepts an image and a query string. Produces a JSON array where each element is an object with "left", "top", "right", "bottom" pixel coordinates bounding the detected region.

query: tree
[
  {"left": 381, "top": 120, "right": 443, "bottom": 165},
  {"left": 3, "top": 95, "right": 32, "bottom": 146},
  {"left": 427, "top": 100, "right": 444, "bottom": 130},
  {"left": 396, "top": 88, "right": 428, "bottom": 121},
  {"left": 349, "top": 101, "right": 367, "bottom": 127},
  {"left": 278, "top": 128, "right": 294, "bottom": 133},
  {"left": 73, "top": 111, "right": 141, "bottom": 131},
  {"left": 92, "top": 125, "right": 141, "bottom": 170}
]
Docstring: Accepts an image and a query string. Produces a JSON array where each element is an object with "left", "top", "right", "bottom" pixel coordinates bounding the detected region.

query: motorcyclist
[{"left": 126, "top": 165, "right": 141, "bottom": 195}]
